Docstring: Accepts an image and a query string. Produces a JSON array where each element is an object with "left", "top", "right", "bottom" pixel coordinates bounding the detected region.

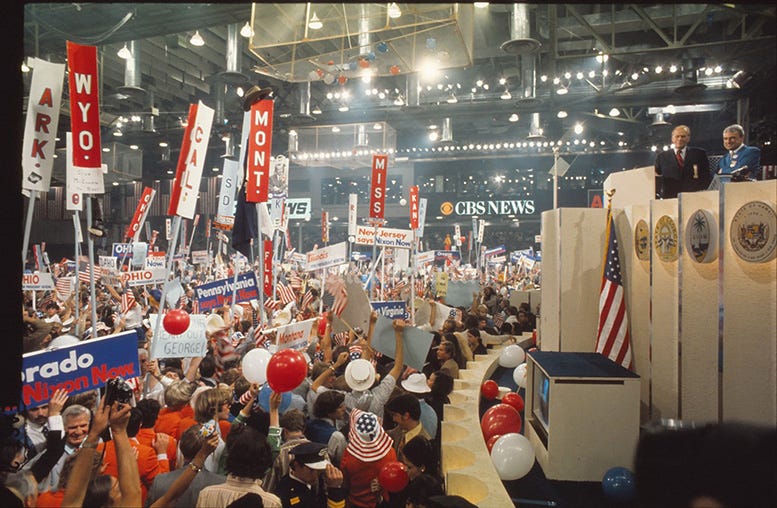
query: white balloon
[
  {"left": 490, "top": 432, "right": 535, "bottom": 480},
  {"left": 499, "top": 345, "right": 526, "bottom": 368},
  {"left": 513, "top": 362, "right": 528, "bottom": 389},
  {"left": 242, "top": 348, "right": 272, "bottom": 384}
]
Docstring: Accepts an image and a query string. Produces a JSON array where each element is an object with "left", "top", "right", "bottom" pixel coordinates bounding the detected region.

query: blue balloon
[
  {"left": 258, "top": 383, "right": 292, "bottom": 413},
  {"left": 366, "top": 52, "right": 376, "bottom": 61},
  {"left": 376, "top": 42, "right": 389, "bottom": 53},
  {"left": 426, "top": 37, "right": 436, "bottom": 50},
  {"left": 349, "top": 61, "right": 358, "bottom": 71},
  {"left": 601, "top": 466, "right": 636, "bottom": 502}
]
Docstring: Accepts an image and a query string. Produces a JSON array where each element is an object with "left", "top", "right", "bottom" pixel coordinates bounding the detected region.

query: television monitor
[{"left": 531, "top": 365, "right": 550, "bottom": 445}]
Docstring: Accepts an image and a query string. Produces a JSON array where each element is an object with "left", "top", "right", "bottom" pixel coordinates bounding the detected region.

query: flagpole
[
  {"left": 85, "top": 196, "right": 98, "bottom": 333},
  {"left": 256, "top": 207, "right": 266, "bottom": 325},
  {"left": 271, "top": 229, "right": 279, "bottom": 306},
  {"left": 22, "top": 190, "right": 38, "bottom": 265},
  {"left": 410, "top": 231, "right": 416, "bottom": 325},
  {"left": 152, "top": 215, "right": 182, "bottom": 355},
  {"left": 73, "top": 211, "right": 81, "bottom": 328},
  {"left": 230, "top": 253, "right": 240, "bottom": 323},
  {"left": 380, "top": 247, "right": 386, "bottom": 301}
]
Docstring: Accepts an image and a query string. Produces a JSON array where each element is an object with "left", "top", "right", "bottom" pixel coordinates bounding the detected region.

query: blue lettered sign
[
  {"left": 194, "top": 271, "right": 260, "bottom": 312},
  {"left": 371, "top": 301, "right": 408, "bottom": 320}
]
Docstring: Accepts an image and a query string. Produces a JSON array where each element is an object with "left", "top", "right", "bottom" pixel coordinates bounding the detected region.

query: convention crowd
[{"left": 6, "top": 257, "right": 538, "bottom": 508}]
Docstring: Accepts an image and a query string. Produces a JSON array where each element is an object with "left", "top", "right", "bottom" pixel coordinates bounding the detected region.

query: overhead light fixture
[
  {"left": 557, "top": 111, "right": 567, "bottom": 118},
  {"left": 21, "top": 60, "right": 30, "bottom": 72},
  {"left": 446, "top": 93, "right": 458, "bottom": 104},
  {"left": 387, "top": 2, "right": 402, "bottom": 19},
  {"left": 338, "top": 104, "right": 349, "bottom": 112},
  {"left": 394, "top": 95, "right": 404, "bottom": 106},
  {"left": 500, "top": 89, "right": 511, "bottom": 100},
  {"left": 117, "top": 43, "right": 131, "bottom": 59},
  {"left": 190, "top": 31, "right": 205, "bottom": 47},
  {"left": 556, "top": 86, "right": 568, "bottom": 95},
  {"left": 669, "top": 64, "right": 678, "bottom": 73},
  {"left": 158, "top": 141, "right": 168, "bottom": 147},
  {"left": 113, "top": 130, "right": 123, "bottom": 137},
  {"left": 309, "top": 12, "right": 323, "bottom": 30},
  {"left": 373, "top": 123, "right": 383, "bottom": 130},
  {"left": 474, "top": 2, "right": 489, "bottom": 8},
  {"left": 655, "top": 65, "right": 663, "bottom": 74},
  {"left": 429, "top": 131, "right": 439, "bottom": 141},
  {"left": 509, "top": 113, "right": 519, "bottom": 122},
  {"left": 312, "top": 104, "right": 322, "bottom": 115},
  {"left": 574, "top": 123, "right": 584, "bottom": 134},
  {"left": 240, "top": 22, "right": 254, "bottom": 38},
  {"left": 609, "top": 108, "right": 620, "bottom": 117}
]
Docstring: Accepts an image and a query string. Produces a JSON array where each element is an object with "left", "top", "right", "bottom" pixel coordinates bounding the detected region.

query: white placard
[
  {"left": 354, "top": 225, "right": 413, "bottom": 249},
  {"left": 22, "top": 58, "right": 65, "bottom": 192},
  {"left": 417, "top": 198, "right": 428, "bottom": 238},
  {"left": 305, "top": 242, "right": 348, "bottom": 271},
  {"left": 121, "top": 268, "right": 168, "bottom": 287},
  {"left": 217, "top": 158, "right": 239, "bottom": 220},
  {"left": 175, "top": 101, "right": 214, "bottom": 219},
  {"left": 22, "top": 272, "right": 55, "bottom": 291},
  {"left": 348, "top": 193, "right": 358, "bottom": 236},
  {"left": 149, "top": 314, "right": 208, "bottom": 359}
]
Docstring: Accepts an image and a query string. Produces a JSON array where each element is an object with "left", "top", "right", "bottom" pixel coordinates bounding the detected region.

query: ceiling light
[
  {"left": 669, "top": 64, "right": 677, "bottom": 73},
  {"left": 574, "top": 123, "right": 583, "bottom": 134},
  {"left": 446, "top": 93, "right": 458, "bottom": 104},
  {"left": 602, "top": 70, "right": 608, "bottom": 77},
  {"left": 540, "top": 75, "right": 547, "bottom": 82},
  {"left": 429, "top": 131, "right": 439, "bottom": 141},
  {"left": 393, "top": 96, "right": 404, "bottom": 106},
  {"left": 112, "top": 182, "right": 120, "bottom": 187},
  {"left": 576, "top": 72, "right": 583, "bottom": 80},
  {"left": 500, "top": 89, "right": 511, "bottom": 100},
  {"left": 499, "top": 77, "right": 507, "bottom": 85},
  {"left": 312, "top": 105, "right": 322, "bottom": 114},
  {"left": 631, "top": 72, "right": 639, "bottom": 80},
  {"left": 553, "top": 77, "right": 560, "bottom": 85},
  {"left": 714, "top": 65, "right": 722, "bottom": 73},
  {"left": 212, "top": 167, "right": 220, "bottom": 172},
  {"left": 373, "top": 123, "right": 382, "bottom": 130},
  {"left": 509, "top": 113, "right": 519, "bottom": 122},
  {"left": 117, "top": 43, "right": 132, "bottom": 59},
  {"left": 556, "top": 87, "right": 568, "bottom": 95},
  {"left": 240, "top": 22, "right": 254, "bottom": 38},
  {"left": 387, "top": 2, "right": 402, "bottom": 19},
  {"left": 564, "top": 72, "right": 571, "bottom": 79},
  {"left": 483, "top": 83, "right": 489, "bottom": 90},
  {"left": 102, "top": 147, "right": 111, "bottom": 152},
  {"left": 129, "top": 144, "right": 139, "bottom": 150},
  {"left": 378, "top": 91, "right": 386, "bottom": 99},
  {"left": 655, "top": 65, "right": 663, "bottom": 74},
  {"left": 474, "top": 2, "right": 489, "bottom": 8},
  {"left": 338, "top": 104, "right": 349, "bottom": 112},
  {"left": 609, "top": 108, "right": 620, "bottom": 117},
  {"left": 332, "top": 126, "right": 341, "bottom": 133},
  {"left": 189, "top": 31, "right": 205, "bottom": 47},
  {"left": 588, "top": 70, "right": 596, "bottom": 78},
  {"left": 704, "top": 67, "right": 713, "bottom": 76},
  {"left": 308, "top": 12, "right": 323, "bottom": 30},
  {"left": 113, "top": 131, "right": 123, "bottom": 137},
  {"left": 557, "top": 111, "right": 567, "bottom": 118}
]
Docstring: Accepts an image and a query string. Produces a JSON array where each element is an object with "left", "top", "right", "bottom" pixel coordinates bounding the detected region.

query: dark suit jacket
[
  {"left": 654, "top": 146, "right": 712, "bottom": 198},
  {"left": 145, "top": 465, "right": 225, "bottom": 508}
]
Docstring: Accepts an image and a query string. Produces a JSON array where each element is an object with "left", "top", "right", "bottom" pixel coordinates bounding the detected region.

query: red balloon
[
  {"left": 358, "top": 58, "right": 370, "bottom": 69},
  {"left": 481, "top": 403, "right": 522, "bottom": 440},
  {"left": 378, "top": 461, "right": 409, "bottom": 493},
  {"left": 266, "top": 349, "right": 308, "bottom": 393},
  {"left": 481, "top": 380, "right": 499, "bottom": 400},
  {"left": 337, "top": 75, "right": 348, "bottom": 85},
  {"left": 486, "top": 434, "right": 502, "bottom": 453},
  {"left": 163, "top": 309, "right": 190, "bottom": 335},
  {"left": 501, "top": 392, "right": 525, "bottom": 413},
  {"left": 390, "top": 65, "right": 400, "bottom": 75}
]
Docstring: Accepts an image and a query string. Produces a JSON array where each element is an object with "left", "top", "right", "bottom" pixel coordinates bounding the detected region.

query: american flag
[
  {"left": 394, "top": 279, "right": 407, "bottom": 291},
  {"left": 324, "top": 273, "right": 348, "bottom": 317},
  {"left": 493, "top": 311, "right": 506, "bottom": 329},
  {"left": 276, "top": 281, "right": 297, "bottom": 306},
  {"left": 264, "top": 298, "right": 279, "bottom": 313},
  {"left": 55, "top": 277, "right": 74, "bottom": 301},
  {"left": 288, "top": 274, "right": 303, "bottom": 291},
  {"left": 594, "top": 208, "right": 633, "bottom": 369},
  {"left": 121, "top": 290, "right": 136, "bottom": 314},
  {"left": 177, "top": 294, "right": 189, "bottom": 309},
  {"left": 332, "top": 331, "right": 349, "bottom": 346},
  {"left": 301, "top": 289, "right": 314, "bottom": 310},
  {"left": 78, "top": 265, "right": 103, "bottom": 284}
]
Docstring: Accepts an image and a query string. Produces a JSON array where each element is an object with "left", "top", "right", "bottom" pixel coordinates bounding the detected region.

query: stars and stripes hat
[{"left": 346, "top": 409, "right": 393, "bottom": 462}]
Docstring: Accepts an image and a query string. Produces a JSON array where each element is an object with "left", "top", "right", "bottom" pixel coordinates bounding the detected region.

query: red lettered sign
[
  {"left": 369, "top": 154, "right": 388, "bottom": 219},
  {"left": 322, "top": 211, "right": 329, "bottom": 243},
  {"left": 409, "top": 185, "right": 419, "bottom": 230},
  {"left": 263, "top": 240, "right": 273, "bottom": 297},
  {"left": 246, "top": 100, "right": 274, "bottom": 203},
  {"left": 125, "top": 187, "right": 156, "bottom": 241},
  {"left": 66, "top": 42, "right": 101, "bottom": 169},
  {"left": 167, "top": 104, "right": 198, "bottom": 216}
]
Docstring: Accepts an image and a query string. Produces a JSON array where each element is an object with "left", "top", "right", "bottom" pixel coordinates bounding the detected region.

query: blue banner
[
  {"left": 21, "top": 331, "right": 139, "bottom": 409},
  {"left": 434, "top": 250, "right": 460, "bottom": 266},
  {"left": 484, "top": 244, "right": 506, "bottom": 257},
  {"left": 194, "top": 271, "right": 260, "bottom": 312},
  {"left": 371, "top": 300, "right": 408, "bottom": 320}
]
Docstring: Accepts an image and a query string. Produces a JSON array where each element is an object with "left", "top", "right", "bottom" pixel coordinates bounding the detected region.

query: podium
[{"left": 525, "top": 351, "right": 641, "bottom": 482}]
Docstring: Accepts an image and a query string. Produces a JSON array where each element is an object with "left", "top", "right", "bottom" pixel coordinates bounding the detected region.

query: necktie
[
  {"left": 42, "top": 424, "right": 49, "bottom": 437},
  {"left": 676, "top": 150, "right": 684, "bottom": 168}
]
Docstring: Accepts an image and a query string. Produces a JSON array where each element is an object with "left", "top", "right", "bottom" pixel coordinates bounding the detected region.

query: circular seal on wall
[
  {"left": 654, "top": 215, "right": 679, "bottom": 262},
  {"left": 634, "top": 219, "right": 650, "bottom": 261},
  {"left": 685, "top": 209, "right": 718, "bottom": 263},
  {"left": 730, "top": 201, "right": 777, "bottom": 263}
]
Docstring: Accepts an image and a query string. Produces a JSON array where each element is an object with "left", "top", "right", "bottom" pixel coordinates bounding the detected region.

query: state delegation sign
[{"left": 354, "top": 225, "right": 413, "bottom": 249}]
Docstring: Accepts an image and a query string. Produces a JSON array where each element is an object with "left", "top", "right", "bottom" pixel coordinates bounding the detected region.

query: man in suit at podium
[
  {"left": 654, "top": 125, "right": 712, "bottom": 199},
  {"left": 718, "top": 124, "right": 761, "bottom": 181}
]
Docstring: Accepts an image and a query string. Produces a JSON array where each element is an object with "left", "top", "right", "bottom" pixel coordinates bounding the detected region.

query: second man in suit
[{"left": 654, "top": 125, "right": 712, "bottom": 199}]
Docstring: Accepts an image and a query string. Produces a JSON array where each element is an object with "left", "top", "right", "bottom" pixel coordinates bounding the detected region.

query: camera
[{"left": 104, "top": 377, "right": 133, "bottom": 406}]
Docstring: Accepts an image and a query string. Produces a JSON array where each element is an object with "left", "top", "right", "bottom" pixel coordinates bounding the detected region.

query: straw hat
[{"left": 344, "top": 359, "right": 376, "bottom": 392}]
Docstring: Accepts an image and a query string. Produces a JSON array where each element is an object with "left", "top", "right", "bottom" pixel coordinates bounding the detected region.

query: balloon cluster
[
  {"left": 241, "top": 348, "right": 308, "bottom": 393},
  {"left": 310, "top": 45, "right": 402, "bottom": 85}
]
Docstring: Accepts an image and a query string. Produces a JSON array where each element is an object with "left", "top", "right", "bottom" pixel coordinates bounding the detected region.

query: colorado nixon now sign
[
  {"left": 21, "top": 330, "right": 139, "bottom": 408},
  {"left": 194, "top": 272, "right": 260, "bottom": 312}
]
